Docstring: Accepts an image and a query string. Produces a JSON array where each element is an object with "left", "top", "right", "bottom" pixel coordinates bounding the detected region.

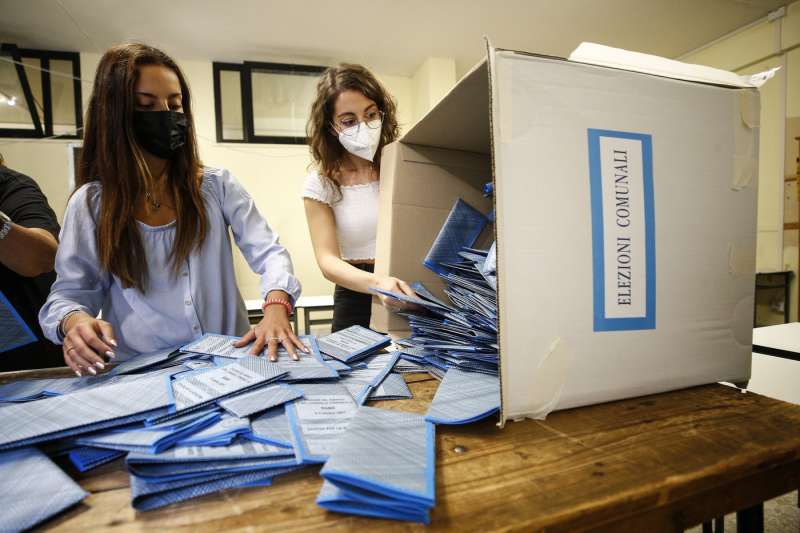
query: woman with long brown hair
[
  {"left": 303, "top": 64, "right": 416, "bottom": 332},
  {"left": 39, "top": 43, "right": 307, "bottom": 377}
]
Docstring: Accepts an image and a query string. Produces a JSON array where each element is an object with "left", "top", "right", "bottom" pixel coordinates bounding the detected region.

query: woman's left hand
[{"left": 233, "top": 294, "right": 309, "bottom": 361}]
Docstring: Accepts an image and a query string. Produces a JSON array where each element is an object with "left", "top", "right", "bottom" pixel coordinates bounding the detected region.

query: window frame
[
  {"left": 213, "top": 60, "right": 326, "bottom": 145},
  {"left": 0, "top": 43, "right": 83, "bottom": 139}
]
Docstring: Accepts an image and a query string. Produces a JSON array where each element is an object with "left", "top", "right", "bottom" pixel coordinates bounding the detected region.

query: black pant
[{"left": 331, "top": 263, "right": 374, "bottom": 333}]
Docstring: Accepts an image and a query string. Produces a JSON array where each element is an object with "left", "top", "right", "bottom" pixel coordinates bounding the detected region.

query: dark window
[
  {"left": 213, "top": 61, "right": 325, "bottom": 144},
  {"left": 0, "top": 43, "right": 82, "bottom": 139}
]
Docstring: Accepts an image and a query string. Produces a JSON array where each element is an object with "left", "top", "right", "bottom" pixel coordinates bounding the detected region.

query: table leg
[
  {"left": 784, "top": 273, "right": 791, "bottom": 324},
  {"left": 291, "top": 312, "right": 298, "bottom": 334},
  {"left": 736, "top": 502, "right": 763, "bottom": 533},
  {"left": 703, "top": 521, "right": 712, "bottom": 533},
  {"left": 715, "top": 516, "right": 724, "bottom": 532},
  {"left": 303, "top": 308, "right": 310, "bottom": 335}
]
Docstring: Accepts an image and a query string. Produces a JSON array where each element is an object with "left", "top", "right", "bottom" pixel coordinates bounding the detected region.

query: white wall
[
  {"left": 682, "top": 1, "right": 800, "bottom": 404},
  {"left": 0, "top": 52, "right": 454, "bottom": 301}
]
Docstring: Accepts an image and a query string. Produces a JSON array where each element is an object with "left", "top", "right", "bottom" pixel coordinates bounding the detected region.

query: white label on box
[{"left": 588, "top": 129, "right": 655, "bottom": 331}]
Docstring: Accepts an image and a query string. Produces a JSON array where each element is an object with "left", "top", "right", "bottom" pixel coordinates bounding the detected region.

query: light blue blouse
[{"left": 39, "top": 167, "right": 301, "bottom": 357}]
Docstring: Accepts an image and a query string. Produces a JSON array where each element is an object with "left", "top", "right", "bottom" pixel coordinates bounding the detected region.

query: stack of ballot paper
[
  {"left": 318, "top": 406, "right": 436, "bottom": 524},
  {"left": 373, "top": 197, "right": 501, "bottom": 425},
  {"left": 0, "top": 323, "right": 423, "bottom": 527}
]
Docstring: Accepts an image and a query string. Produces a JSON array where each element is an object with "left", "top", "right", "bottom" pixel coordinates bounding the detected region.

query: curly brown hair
[{"left": 306, "top": 63, "right": 399, "bottom": 197}]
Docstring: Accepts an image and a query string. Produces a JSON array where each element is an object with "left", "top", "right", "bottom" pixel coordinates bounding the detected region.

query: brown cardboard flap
[
  {"left": 402, "top": 61, "right": 490, "bottom": 155},
  {"left": 371, "top": 142, "right": 492, "bottom": 333}
]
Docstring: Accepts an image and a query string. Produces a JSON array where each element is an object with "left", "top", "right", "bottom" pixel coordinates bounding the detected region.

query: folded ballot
[
  {"left": 0, "top": 289, "right": 37, "bottom": 354},
  {"left": 338, "top": 352, "right": 401, "bottom": 404},
  {"left": 67, "top": 446, "right": 126, "bottom": 472},
  {"left": 318, "top": 406, "right": 436, "bottom": 524},
  {"left": 285, "top": 382, "right": 359, "bottom": 463},
  {"left": 317, "top": 325, "right": 391, "bottom": 364},
  {"left": 130, "top": 465, "right": 301, "bottom": 511},
  {"left": 367, "top": 372, "right": 412, "bottom": 401},
  {"left": 0, "top": 372, "right": 174, "bottom": 450},
  {"left": 181, "top": 334, "right": 338, "bottom": 381},
  {"left": 218, "top": 383, "right": 303, "bottom": 418},
  {"left": 162, "top": 357, "right": 288, "bottom": 421},
  {"left": 176, "top": 414, "right": 250, "bottom": 447},
  {"left": 126, "top": 440, "right": 297, "bottom": 483},
  {"left": 425, "top": 368, "right": 500, "bottom": 424},
  {"left": 246, "top": 405, "right": 295, "bottom": 448},
  {"left": 423, "top": 198, "right": 489, "bottom": 277},
  {"left": 0, "top": 447, "right": 88, "bottom": 531},
  {"left": 76, "top": 410, "right": 221, "bottom": 454}
]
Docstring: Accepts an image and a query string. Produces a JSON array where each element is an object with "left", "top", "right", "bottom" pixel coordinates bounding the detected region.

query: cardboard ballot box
[{"left": 372, "top": 43, "right": 761, "bottom": 424}]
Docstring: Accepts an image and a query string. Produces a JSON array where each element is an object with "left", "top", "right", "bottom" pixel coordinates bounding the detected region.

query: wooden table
[{"left": 4, "top": 370, "right": 799, "bottom": 532}]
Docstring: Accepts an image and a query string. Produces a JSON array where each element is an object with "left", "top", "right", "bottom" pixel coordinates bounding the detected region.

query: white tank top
[{"left": 302, "top": 171, "right": 379, "bottom": 261}]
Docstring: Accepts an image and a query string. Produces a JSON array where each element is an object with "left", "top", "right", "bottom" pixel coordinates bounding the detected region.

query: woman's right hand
[
  {"left": 62, "top": 311, "right": 117, "bottom": 377},
  {"left": 373, "top": 275, "right": 419, "bottom": 312}
]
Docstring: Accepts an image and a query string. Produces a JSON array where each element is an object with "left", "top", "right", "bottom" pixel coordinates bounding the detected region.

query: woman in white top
[{"left": 303, "top": 64, "right": 416, "bottom": 332}]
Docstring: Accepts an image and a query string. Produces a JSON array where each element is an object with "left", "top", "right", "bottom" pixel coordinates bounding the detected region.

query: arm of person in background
[
  {"left": 303, "top": 198, "right": 418, "bottom": 310},
  {"left": 38, "top": 184, "right": 115, "bottom": 377},
  {"left": 213, "top": 169, "right": 307, "bottom": 361},
  {"left": 0, "top": 221, "right": 58, "bottom": 277},
  {"left": 0, "top": 171, "right": 60, "bottom": 277}
]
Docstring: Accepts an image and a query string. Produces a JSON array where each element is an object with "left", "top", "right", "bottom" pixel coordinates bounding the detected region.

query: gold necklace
[{"left": 145, "top": 191, "right": 161, "bottom": 210}]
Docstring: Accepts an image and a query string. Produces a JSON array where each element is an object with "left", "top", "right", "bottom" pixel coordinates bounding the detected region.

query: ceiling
[{"left": 0, "top": 0, "right": 789, "bottom": 77}]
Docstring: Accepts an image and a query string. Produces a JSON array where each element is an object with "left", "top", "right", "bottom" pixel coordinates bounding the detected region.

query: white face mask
[{"left": 338, "top": 120, "right": 382, "bottom": 162}]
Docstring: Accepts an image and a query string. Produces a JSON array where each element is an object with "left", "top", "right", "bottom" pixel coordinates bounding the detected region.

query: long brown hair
[
  {"left": 78, "top": 43, "right": 207, "bottom": 292},
  {"left": 306, "top": 63, "right": 399, "bottom": 195}
]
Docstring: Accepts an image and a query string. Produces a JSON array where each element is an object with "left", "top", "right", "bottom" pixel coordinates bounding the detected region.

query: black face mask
[{"left": 132, "top": 110, "right": 188, "bottom": 159}]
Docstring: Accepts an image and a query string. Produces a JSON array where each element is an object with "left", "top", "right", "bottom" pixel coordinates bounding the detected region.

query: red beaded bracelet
[{"left": 262, "top": 298, "right": 293, "bottom": 316}]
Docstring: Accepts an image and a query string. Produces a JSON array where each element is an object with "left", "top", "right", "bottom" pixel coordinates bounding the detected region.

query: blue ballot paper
[
  {"left": 130, "top": 465, "right": 301, "bottom": 511},
  {"left": 0, "top": 289, "right": 37, "bottom": 354},
  {"left": 338, "top": 352, "right": 401, "bottom": 405},
  {"left": 218, "top": 383, "right": 303, "bottom": 418},
  {"left": 425, "top": 368, "right": 500, "bottom": 425},
  {"left": 0, "top": 447, "right": 89, "bottom": 531},
  {"left": 0, "top": 365, "right": 185, "bottom": 403},
  {"left": 285, "top": 382, "right": 359, "bottom": 464},
  {"left": 317, "top": 325, "right": 391, "bottom": 364},
  {"left": 176, "top": 414, "right": 250, "bottom": 447},
  {"left": 367, "top": 372, "right": 412, "bottom": 401},
  {"left": 110, "top": 346, "right": 182, "bottom": 375},
  {"left": 68, "top": 446, "right": 126, "bottom": 472},
  {"left": 0, "top": 372, "right": 174, "bottom": 450},
  {"left": 127, "top": 439, "right": 293, "bottom": 464},
  {"left": 126, "top": 440, "right": 297, "bottom": 483},
  {"left": 182, "top": 334, "right": 337, "bottom": 381},
  {"left": 423, "top": 198, "right": 489, "bottom": 276},
  {"left": 318, "top": 406, "right": 436, "bottom": 524},
  {"left": 158, "top": 357, "right": 288, "bottom": 423},
  {"left": 76, "top": 410, "right": 222, "bottom": 454},
  {"left": 369, "top": 287, "right": 451, "bottom": 315},
  {"left": 128, "top": 456, "right": 297, "bottom": 484},
  {"left": 246, "top": 405, "right": 295, "bottom": 448}
]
